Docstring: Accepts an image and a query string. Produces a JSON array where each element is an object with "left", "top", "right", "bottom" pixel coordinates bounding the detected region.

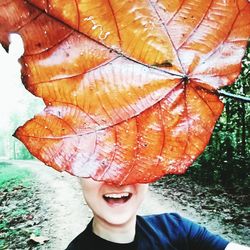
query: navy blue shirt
[{"left": 66, "top": 213, "right": 229, "bottom": 250}]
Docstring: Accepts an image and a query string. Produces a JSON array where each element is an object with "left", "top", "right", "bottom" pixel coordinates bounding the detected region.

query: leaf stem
[{"left": 217, "top": 90, "right": 250, "bottom": 103}]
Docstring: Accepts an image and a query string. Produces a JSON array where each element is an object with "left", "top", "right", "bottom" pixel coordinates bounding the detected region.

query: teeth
[{"left": 104, "top": 192, "right": 130, "bottom": 199}]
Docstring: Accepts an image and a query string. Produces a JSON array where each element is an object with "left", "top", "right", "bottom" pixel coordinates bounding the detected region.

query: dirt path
[{"left": 10, "top": 160, "right": 249, "bottom": 249}]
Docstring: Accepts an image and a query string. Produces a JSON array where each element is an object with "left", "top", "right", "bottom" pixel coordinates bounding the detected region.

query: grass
[
  {"left": 0, "top": 162, "right": 31, "bottom": 189},
  {"left": 0, "top": 161, "right": 42, "bottom": 249}
]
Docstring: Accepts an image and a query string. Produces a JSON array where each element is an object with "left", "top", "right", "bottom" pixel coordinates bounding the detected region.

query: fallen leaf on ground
[{"left": 29, "top": 234, "right": 49, "bottom": 244}]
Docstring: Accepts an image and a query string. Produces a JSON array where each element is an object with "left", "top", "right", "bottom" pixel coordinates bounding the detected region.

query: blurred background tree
[
  {"left": 0, "top": 36, "right": 44, "bottom": 160},
  {"left": 188, "top": 42, "right": 250, "bottom": 192}
]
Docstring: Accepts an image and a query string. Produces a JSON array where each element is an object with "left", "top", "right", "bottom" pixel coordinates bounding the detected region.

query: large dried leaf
[{"left": 0, "top": 0, "right": 249, "bottom": 185}]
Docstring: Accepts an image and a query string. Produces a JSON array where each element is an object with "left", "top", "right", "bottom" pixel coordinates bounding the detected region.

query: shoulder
[
  {"left": 139, "top": 212, "right": 187, "bottom": 230},
  {"left": 136, "top": 213, "right": 188, "bottom": 247},
  {"left": 137, "top": 213, "right": 229, "bottom": 250},
  {"left": 135, "top": 213, "right": 200, "bottom": 249},
  {"left": 139, "top": 212, "right": 193, "bottom": 236},
  {"left": 141, "top": 212, "right": 184, "bottom": 221}
]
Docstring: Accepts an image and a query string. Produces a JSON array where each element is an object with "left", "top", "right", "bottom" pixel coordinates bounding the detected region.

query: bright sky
[{"left": 0, "top": 34, "right": 44, "bottom": 132}]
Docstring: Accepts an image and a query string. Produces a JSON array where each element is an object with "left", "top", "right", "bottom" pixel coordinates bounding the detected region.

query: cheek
[
  {"left": 84, "top": 192, "right": 98, "bottom": 209},
  {"left": 82, "top": 187, "right": 102, "bottom": 213},
  {"left": 133, "top": 184, "right": 148, "bottom": 206},
  {"left": 137, "top": 184, "right": 149, "bottom": 197},
  {"left": 80, "top": 178, "right": 101, "bottom": 204}
]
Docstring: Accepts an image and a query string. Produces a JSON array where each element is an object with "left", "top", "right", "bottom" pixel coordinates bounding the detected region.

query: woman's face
[{"left": 79, "top": 178, "right": 148, "bottom": 226}]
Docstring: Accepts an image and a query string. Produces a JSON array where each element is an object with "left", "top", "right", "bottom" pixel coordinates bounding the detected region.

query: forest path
[{"left": 8, "top": 160, "right": 249, "bottom": 249}]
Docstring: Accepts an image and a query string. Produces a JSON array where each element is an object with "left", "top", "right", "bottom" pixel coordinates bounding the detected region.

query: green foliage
[
  {"left": 0, "top": 94, "right": 44, "bottom": 160},
  {"left": 0, "top": 162, "right": 31, "bottom": 189},
  {"left": 187, "top": 42, "right": 250, "bottom": 193},
  {"left": 12, "top": 140, "right": 35, "bottom": 160},
  {"left": 0, "top": 162, "right": 41, "bottom": 249}
]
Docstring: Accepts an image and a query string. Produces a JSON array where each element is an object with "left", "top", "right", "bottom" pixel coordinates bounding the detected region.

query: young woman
[{"left": 66, "top": 178, "right": 249, "bottom": 250}]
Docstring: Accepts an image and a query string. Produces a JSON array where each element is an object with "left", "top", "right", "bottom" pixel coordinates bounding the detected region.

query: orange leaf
[{"left": 1, "top": 0, "right": 249, "bottom": 185}]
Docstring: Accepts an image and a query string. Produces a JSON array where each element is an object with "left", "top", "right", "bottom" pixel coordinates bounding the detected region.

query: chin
[
  {"left": 103, "top": 212, "right": 135, "bottom": 226},
  {"left": 96, "top": 202, "right": 136, "bottom": 226}
]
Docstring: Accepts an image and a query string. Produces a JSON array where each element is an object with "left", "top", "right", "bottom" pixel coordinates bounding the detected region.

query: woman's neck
[{"left": 92, "top": 214, "right": 137, "bottom": 243}]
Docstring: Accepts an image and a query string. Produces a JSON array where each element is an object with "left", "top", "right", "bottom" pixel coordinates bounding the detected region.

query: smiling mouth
[{"left": 103, "top": 192, "right": 132, "bottom": 205}]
